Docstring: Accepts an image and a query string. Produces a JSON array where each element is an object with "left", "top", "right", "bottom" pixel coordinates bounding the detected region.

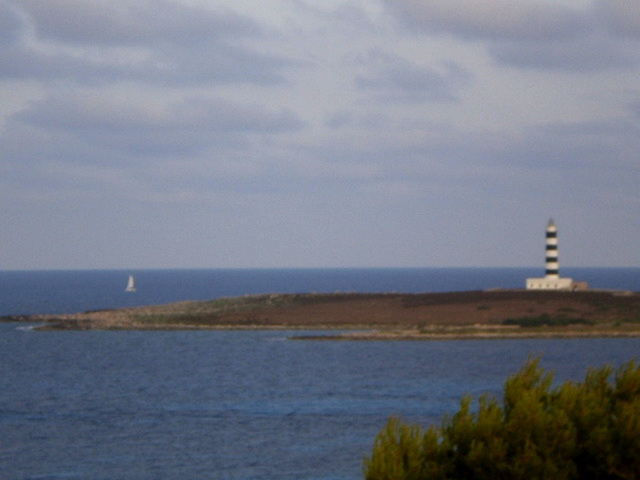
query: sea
[{"left": 1, "top": 267, "right": 639, "bottom": 480}]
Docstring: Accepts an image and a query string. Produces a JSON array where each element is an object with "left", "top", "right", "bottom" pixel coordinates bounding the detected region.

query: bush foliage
[
  {"left": 364, "top": 358, "right": 640, "bottom": 480},
  {"left": 502, "top": 314, "right": 593, "bottom": 327}
]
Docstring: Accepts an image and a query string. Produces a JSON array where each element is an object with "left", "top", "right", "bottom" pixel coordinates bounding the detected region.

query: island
[{"left": 4, "top": 289, "right": 640, "bottom": 339}]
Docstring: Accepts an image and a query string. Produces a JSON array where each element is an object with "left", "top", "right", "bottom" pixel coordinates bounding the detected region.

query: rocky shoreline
[{"left": 4, "top": 289, "right": 640, "bottom": 339}]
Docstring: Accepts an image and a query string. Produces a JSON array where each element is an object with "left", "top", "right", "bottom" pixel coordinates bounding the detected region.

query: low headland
[{"left": 4, "top": 289, "right": 640, "bottom": 339}]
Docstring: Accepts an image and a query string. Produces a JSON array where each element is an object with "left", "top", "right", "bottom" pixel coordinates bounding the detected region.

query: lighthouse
[
  {"left": 526, "top": 219, "right": 574, "bottom": 290},
  {"left": 544, "top": 219, "right": 559, "bottom": 278}
]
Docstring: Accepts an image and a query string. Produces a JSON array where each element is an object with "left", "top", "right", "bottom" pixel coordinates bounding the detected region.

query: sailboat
[{"left": 125, "top": 275, "right": 136, "bottom": 292}]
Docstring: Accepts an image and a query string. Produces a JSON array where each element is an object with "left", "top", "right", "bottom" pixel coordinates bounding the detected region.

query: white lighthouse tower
[{"left": 526, "top": 219, "right": 574, "bottom": 290}]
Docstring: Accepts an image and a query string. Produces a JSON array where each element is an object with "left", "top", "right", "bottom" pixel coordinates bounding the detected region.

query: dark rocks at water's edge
[
  {"left": 0, "top": 315, "right": 90, "bottom": 330},
  {"left": 0, "top": 315, "right": 32, "bottom": 323},
  {"left": 0, "top": 315, "right": 54, "bottom": 326},
  {"left": 37, "top": 319, "right": 94, "bottom": 331}
]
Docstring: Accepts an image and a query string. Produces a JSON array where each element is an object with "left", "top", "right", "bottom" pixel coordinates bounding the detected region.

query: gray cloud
[
  {"left": 490, "top": 35, "right": 639, "bottom": 71},
  {"left": 527, "top": 118, "right": 640, "bottom": 169},
  {"left": 151, "top": 43, "right": 294, "bottom": 86},
  {"left": 0, "top": 2, "right": 23, "bottom": 45},
  {"left": 298, "top": 112, "right": 640, "bottom": 207},
  {"left": 355, "top": 49, "right": 471, "bottom": 102},
  {"left": 630, "top": 100, "right": 640, "bottom": 119},
  {"left": 1, "top": 0, "right": 294, "bottom": 85},
  {"left": 0, "top": 43, "right": 118, "bottom": 83},
  {"left": 386, "top": 0, "right": 587, "bottom": 41},
  {"left": 16, "top": 0, "right": 261, "bottom": 46},
  {"left": 0, "top": 42, "right": 292, "bottom": 86},
  {"left": 386, "top": 0, "right": 640, "bottom": 72},
  {"left": 1, "top": 0, "right": 639, "bottom": 269},
  {"left": 12, "top": 93, "right": 304, "bottom": 158},
  {"left": 595, "top": 0, "right": 640, "bottom": 38}
]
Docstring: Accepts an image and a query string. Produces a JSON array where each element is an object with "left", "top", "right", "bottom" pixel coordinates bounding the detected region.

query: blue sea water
[{"left": 1, "top": 268, "right": 639, "bottom": 480}]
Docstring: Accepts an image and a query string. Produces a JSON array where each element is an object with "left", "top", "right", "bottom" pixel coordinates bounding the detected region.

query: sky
[{"left": 1, "top": 0, "right": 639, "bottom": 270}]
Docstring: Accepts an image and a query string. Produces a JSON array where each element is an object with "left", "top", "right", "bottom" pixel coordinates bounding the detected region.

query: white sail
[{"left": 125, "top": 275, "right": 136, "bottom": 292}]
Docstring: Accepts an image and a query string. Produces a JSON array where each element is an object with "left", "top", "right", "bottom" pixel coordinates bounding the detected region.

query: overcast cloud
[{"left": 1, "top": 0, "right": 638, "bottom": 270}]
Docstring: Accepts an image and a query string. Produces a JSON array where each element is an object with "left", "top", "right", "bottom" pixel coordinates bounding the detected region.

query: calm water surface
[
  {"left": 1, "top": 325, "right": 639, "bottom": 480},
  {"left": 2, "top": 268, "right": 639, "bottom": 479}
]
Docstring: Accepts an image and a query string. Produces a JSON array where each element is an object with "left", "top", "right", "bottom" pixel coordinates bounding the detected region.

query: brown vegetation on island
[{"left": 4, "top": 289, "right": 640, "bottom": 339}]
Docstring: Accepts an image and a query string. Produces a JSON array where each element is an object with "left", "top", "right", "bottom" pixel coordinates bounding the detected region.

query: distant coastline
[
  {"left": 4, "top": 289, "right": 640, "bottom": 339},
  {"left": 3, "top": 268, "right": 639, "bottom": 318}
]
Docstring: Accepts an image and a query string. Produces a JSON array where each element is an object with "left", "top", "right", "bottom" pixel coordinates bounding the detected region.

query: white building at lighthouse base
[{"left": 526, "top": 276, "right": 574, "bottom": 290}]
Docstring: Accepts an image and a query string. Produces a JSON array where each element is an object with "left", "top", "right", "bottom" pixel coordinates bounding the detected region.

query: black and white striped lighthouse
[
  {"left": 526, "top": 218, "right": 576, "bottom": 289},
  {"left": 545, "top": 218, "right": 559, "bottom": 278}
]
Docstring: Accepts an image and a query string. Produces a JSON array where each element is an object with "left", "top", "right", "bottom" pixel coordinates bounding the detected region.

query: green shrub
[
  {"left": 364, "top": 358, "right": 640, "bottom": 480},
  {"left": 502, "top": 314, "right": 593, "bottom": 327}
]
